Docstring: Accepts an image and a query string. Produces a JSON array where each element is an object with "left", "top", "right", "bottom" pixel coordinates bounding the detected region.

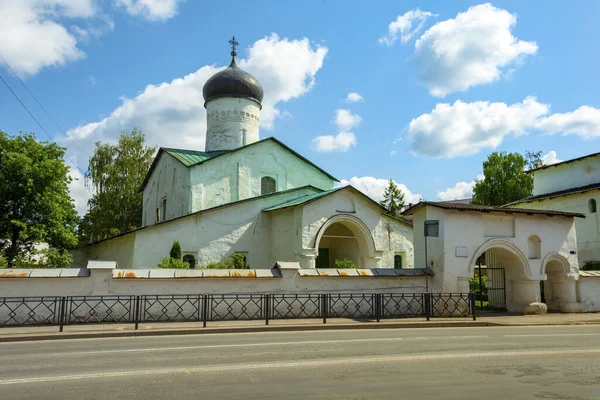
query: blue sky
[{"left": 1, "top": 0, "right": 600, "bottom": 214}]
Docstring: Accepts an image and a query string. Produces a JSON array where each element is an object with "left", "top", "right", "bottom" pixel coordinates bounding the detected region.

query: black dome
[{"left": 203, "top": 54, "right": 264, "bottom": 106}]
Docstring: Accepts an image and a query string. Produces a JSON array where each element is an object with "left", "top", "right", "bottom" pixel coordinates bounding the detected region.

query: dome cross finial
[{"left": 229, "top": 36, "right": 239, "bottom": 57}]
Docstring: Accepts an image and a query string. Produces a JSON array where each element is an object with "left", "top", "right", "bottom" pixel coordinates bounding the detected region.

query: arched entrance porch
[
  {"left": 541, "top": 254, "right": 577, "bottom": 312},
  {"left": 313, "top": 215, "right": 379, "bottom": 269},
  {"left": 470, "top": 239, "right": 539, "bottom": 313}
]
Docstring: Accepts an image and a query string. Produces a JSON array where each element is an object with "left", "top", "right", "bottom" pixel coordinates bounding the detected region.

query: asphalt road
[{"left": 1, "top": 325, "right": 600, "bottom": 399}]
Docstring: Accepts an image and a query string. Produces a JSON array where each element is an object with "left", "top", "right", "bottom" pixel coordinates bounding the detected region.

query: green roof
[
  {"left": 264, "top": 187, "right": 343, "bottom": 211},
  {"left": 162, "top": 148, "right": 228, "bottom": 166}
]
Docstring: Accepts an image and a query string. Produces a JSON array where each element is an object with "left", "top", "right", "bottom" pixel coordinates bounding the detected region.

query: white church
[{"left": 75, "top": 45, "right": 415, "bottom": 271}]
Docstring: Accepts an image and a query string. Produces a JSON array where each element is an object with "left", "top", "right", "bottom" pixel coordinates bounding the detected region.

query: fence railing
[{"left": 0, "top": 293, "right": 476, "bottom": 331}]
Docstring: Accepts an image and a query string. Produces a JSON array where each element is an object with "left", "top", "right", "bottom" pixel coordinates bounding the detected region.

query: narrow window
[
  {"left": 589, "top": 199, "right": 597, "bottom": 213},
  {"left": 161, "top": 198, "right": 167, "bottom": 221},
  {"left": 261, "top": 176, "right": 276, "bottom": 195},
  {"left": 528, "top": 235, "right": 541, "bottom": 259},
  {"left": 394, "top": 254, "right": 403, "bottom": 269},
  {"left": 183, "top": 254, "right": 196, "bottom": 269},
  {"left": 156, "top": 208, "right": 160, "bottom": 223}
]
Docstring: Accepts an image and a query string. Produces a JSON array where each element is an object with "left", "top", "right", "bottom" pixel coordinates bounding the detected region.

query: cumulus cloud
[
  {"left": 67, "top": 165, "right": 92, "bottom": 215},
  {"left": 312, "top": 132, "right": 356, "bottom": 153},
  {"left": 313, "top": 109, "right": 360, "bottom": 152},
  {"left": 541, "top": 151, "right": 562, "bottom": 166},
  {"left": 413, "top": 3, "right": 538, "bottom": 97},
  {"left": 346, "top": 92, "right": 364, "bottom": 103},
  {"left": 63, "top": 34, "right": 328, "bottom": 170},
  {"left": 536, "top": 106, "right": 600, "bottom": 140},
  {"left": 408, "top": 96, "right": 549, "bottom": 158},
  {"left": 0, "top": 0, "right": 95, "bottom": 76},
  {"left": 115, "top": 0, "right": 183, "bottom": 21},
  {"left": 407, "top": 96, "right": 600, "bottom": 158},
  {"left": 379, "top": 9, "right": 435, "bottom": 45},
  {"left": 340, "top": 176, "right": 422, "bottom": 204},
  {"left": 437, "top": 174, "right": 484, "bottom": 201}
]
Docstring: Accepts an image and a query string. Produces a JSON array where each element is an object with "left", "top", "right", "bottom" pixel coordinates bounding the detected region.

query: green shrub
[
  {"left": 169, "top": 241, "right": 182, "bottom": 260},
  {"left": 469, "top": 275, "right": 488, "bottom": 294},
  {"left": 39, "top": 249, "right": 73, "bottom": 268},
  {"left": 157, "top": 257, "right": 190, "bottom": 269},
  {"left": 200, "top": 254, "right": 247, "bottom": 269},
  {"left": 582, "top": 261, "right": 600, "bottom": 271},
  {"left": 0, "top": 254, "right": 6, "bottom": 268},
  {"left": 334, "top": 258, "right": 358, "bottom": 269}
]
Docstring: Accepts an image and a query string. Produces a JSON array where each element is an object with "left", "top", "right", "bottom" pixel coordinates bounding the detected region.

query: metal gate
[{"left": 484, "top": 267, "right": 506, "bottom": 310}]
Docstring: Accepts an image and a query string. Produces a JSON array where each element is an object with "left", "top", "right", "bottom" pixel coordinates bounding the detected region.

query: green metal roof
[
  {"left": 264, "top": 187, "right": 344, "bottom": 211},
  {"left": 162, "top": 148, "right": 229, "bottom": 166}
]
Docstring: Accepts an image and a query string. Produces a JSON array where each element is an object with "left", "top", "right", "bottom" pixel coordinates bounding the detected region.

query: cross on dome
[{"left": 229, "top": 36, "right": 239, "bottom": 57}]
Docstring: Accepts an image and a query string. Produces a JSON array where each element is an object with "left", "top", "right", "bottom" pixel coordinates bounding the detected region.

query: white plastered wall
[
  {"left": 205, "top": 97, "right": 261, "bottom": 152},
  {"left": 509, "top": 192, "right": 600, "bottom": 265},
  {"left": 532, "top": 155, "right": 600, "bottom": 196},
  {"left": 142, "top": 152, "right": 191, "bottom": 226}
]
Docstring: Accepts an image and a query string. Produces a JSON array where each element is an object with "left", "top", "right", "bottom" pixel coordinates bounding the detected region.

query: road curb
[{"left": 1, "top": 320, "right": 599, "bottom": 343}]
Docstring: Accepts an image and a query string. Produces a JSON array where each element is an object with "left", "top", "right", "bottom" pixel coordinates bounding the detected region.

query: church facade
[{"left": 74, "top": 46, "right": 414, "bottom": 270}]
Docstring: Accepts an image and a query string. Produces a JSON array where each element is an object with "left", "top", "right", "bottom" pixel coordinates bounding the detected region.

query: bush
[
  {"left": 582, "top": 261, "right": 600, "bottom": 271},
  {"left": 0, "top": 254, "right": 6, "bottom": 268},
  {"left": 39, "top": 249, "right": 73, "bottom": 268},
  {"left": 157, "top": 257, "right": 190, "bottom": 269},
  {"left": 469, "top": 275, "right": 488, "bottom": 294},
  {"left": 200, "top": 254, "right": 248, "bottom": 269},
  {"left": 334, "top": 258, "right": 357, "bottom": 269},
  {"left": 169, "top": 241, "right": 182, "bottom": 260}
]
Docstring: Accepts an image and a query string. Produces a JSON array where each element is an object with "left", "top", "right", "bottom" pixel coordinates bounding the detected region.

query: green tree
[
  {"left": 524, "top": 150, "right": 543, "bottom": 170},
  {"left": 0, "top": 132, "right": 78, "bottom": 267},
  {"left": 83, "top": 129, "right": 155, "bottom": 242},
  {"left": 472, "top": 152, "right": 533, "bottom": 206},
  {"left": 380, "top": 179, "right": 405, "bottom": 215},
  {"left": 169, "top": 241, "right": 182, "bottom": 260}
]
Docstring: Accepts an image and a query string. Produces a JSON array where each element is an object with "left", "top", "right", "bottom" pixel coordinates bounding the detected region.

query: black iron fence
[{"left": 0, "top": 292, "right": 475, "bottom": 331}]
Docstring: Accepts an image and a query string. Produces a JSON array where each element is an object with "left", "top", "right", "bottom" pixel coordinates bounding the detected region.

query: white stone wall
[
  {"left": 189, "top": 139, "right": 335, "bottom": 212},
  {"left": 205, "top": 97, "right": 261, "bottom": 152},
  {"left": 579, "top": 276, "right": 600, "bottom": 312},
  {"left": 142, "top": 152, "right": 191, "bottom": 226},
  {"left": 77, "top": 187, "right": 321, "bottom": 269},
  {"left": 532, "top": 155, "right": 600, "bottom": 196},
  {"left": 510, "top": 192, "right": 600, "bottom": 264},
  {"left": 300, "top": 190, "right": 414, "bottom": 269}
]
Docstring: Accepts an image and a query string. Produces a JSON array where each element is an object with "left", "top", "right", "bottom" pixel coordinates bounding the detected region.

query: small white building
[
  {"left": 403, "top": 202, "right": 584, "bottom": 313},
  {"left": 507, "top": 152, "right": 600, "bottom": 267},
  {"left": 73, "top": 47, "right": 414, "bottom": 271}
]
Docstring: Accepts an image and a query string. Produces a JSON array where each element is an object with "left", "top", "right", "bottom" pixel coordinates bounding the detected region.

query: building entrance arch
[{"left": 313, "top": 214, "right": 378, "bottom": 269}]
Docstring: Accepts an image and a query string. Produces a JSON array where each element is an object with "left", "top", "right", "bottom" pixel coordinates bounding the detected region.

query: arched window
[
  {"left": 261, "top": 176, "right": 276, "bottom": 195},
  {"left": 589, "top": 199, "right": 597, "bottom": 213},
  {"left": 183, "top": 254, "right": 196, "bottom": 269},
  {"left": 528, "top": 235, "right": 541, "bottom": 259}
]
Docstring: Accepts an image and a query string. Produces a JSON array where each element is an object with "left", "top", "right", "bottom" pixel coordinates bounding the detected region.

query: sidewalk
[{"left": 1, "top": 312, "right": 599, "bottom": 343}]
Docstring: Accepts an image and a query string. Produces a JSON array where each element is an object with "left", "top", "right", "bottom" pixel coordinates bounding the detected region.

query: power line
[
  {"left": 0, "top": 73, "right": 87, "bottom": 176},
  {"left": 0, "top": 53, "right": 91, "bottom": 160}
]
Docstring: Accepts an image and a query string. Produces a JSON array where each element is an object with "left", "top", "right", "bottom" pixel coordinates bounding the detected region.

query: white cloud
[
  {"left": 88, "top": 75, "right": 97, "bottom": 86},
  {"left": 313, "top": 108, "right": 360, "bottom": 152},
  {"left": 339, "top": 176, "right": 422, "bottom": 204},
  {"left": 390, "top": 150, "right": 396, "bottom": 157},
  {"left": 312, "top": 132, "right": 356, "bottom": 152},
  {"left": 541, "top": 151, "right": 562, "bottom": 166},
  {"left": 346, "top": 92, "right": 364, "bottom": 103},
  {"left": 408, "top": 96, "right": 549, "bottom": 158},
  {"left": 63, "top": 34, "right": 328, "bottom": 165},
  {"left": 408, "top": 96, "right": 600, "bottom": 158},
  {"left": 437, "top": 174, "right": 484, "bottom": 201},
  {"left": 115, "top": 0, "right": 182, "bottom": 21},
  {"left": 334, "top": 109, "right": 361, "bottom": 131},
  {"left": 379, "top": 9, "right": 435, "bottom": 45},
  {"left": 0, "top": 1, "right": 96, "bottom": 76},
  {"left": 413, "top": 3, "right": 538, "bottom": 97},
  {"left": 536, "top": 106, "right": 600, "bottom": 140}
]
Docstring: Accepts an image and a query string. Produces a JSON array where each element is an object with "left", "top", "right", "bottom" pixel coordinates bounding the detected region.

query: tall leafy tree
[
  {"left": 472, "top": 152, "right": 533, "bottom": 206},
  {"left": 0, "top": 132, "right": 78, "bottom": 267},
  {"left": 380, "top": 179, "right": 405, "bottom": 215},
  {"left": 524, "top": 150, "right": 544, "bottom": 170},
  {"left": 83, "top": 129, "right": 155, "bottom": 242}
]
